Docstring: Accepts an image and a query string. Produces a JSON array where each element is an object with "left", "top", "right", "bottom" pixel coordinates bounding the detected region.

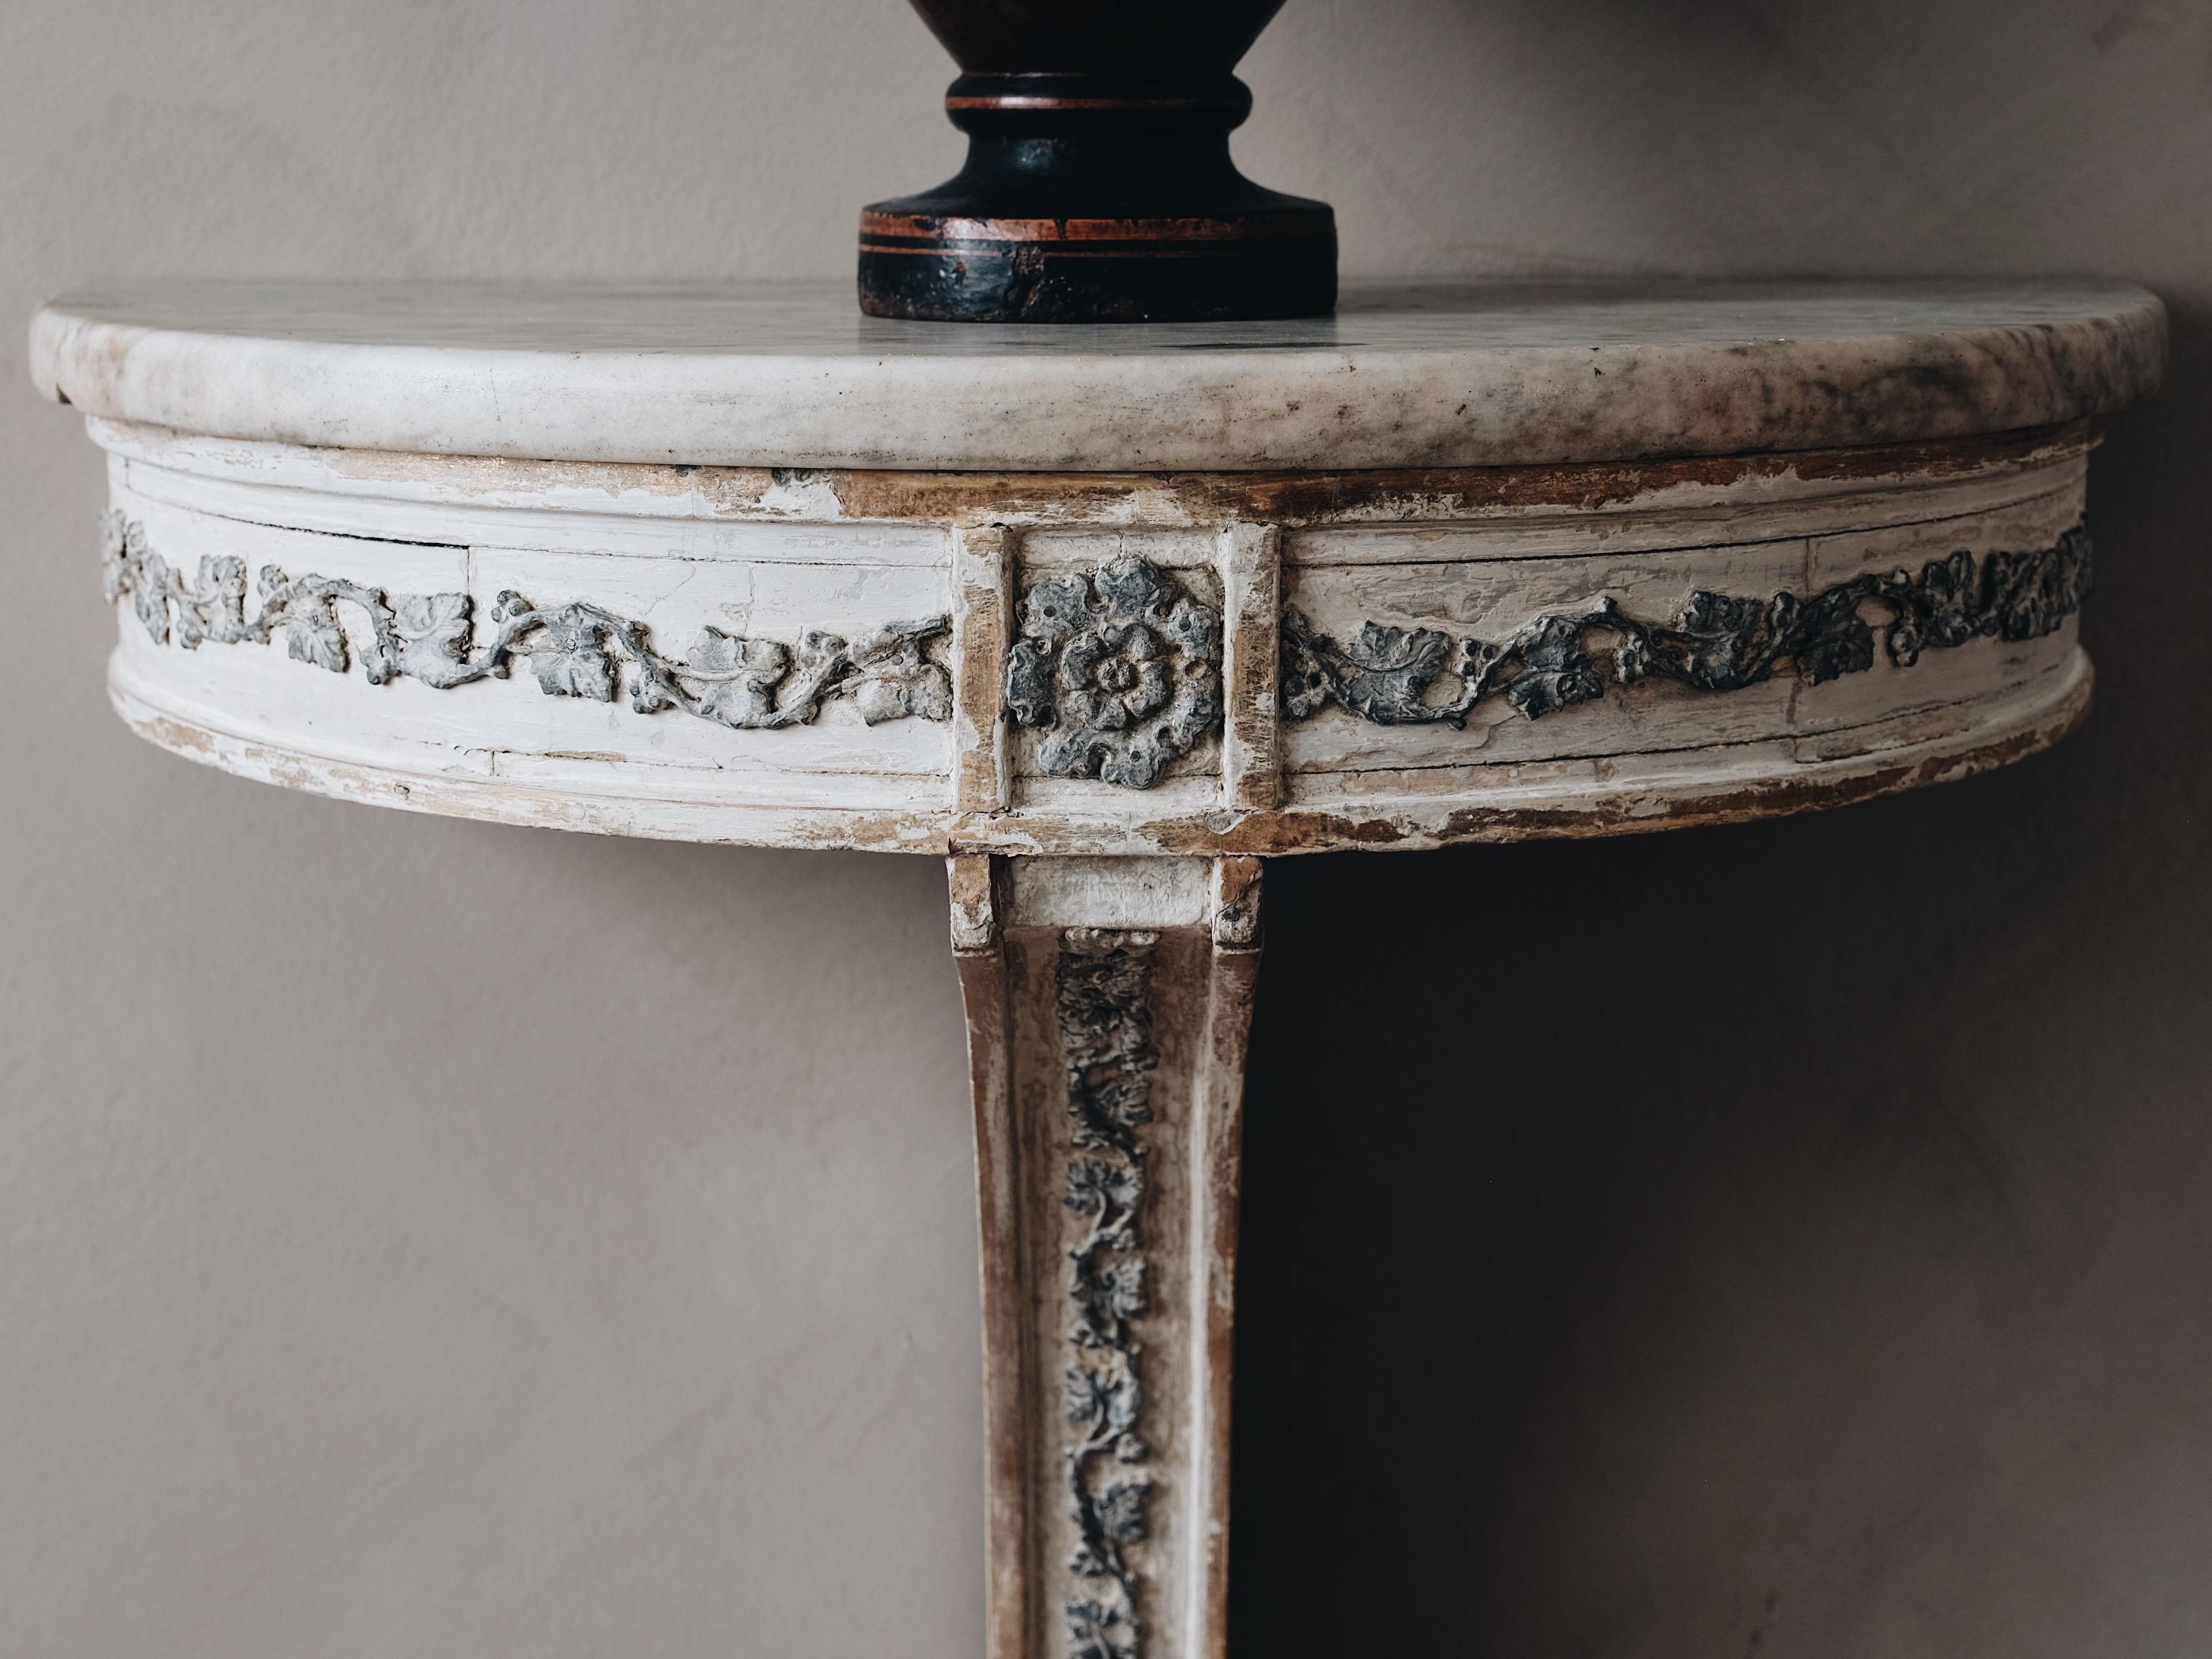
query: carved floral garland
[
  {"left": 1282, "top": 523, "right": 2093, "bottom": 727},
  {"left": 1056, "top": 930, "right": 1161, "bottom": 1659},
  {"left": 100, "top": 511, "right": 953, "bottom": 730}
]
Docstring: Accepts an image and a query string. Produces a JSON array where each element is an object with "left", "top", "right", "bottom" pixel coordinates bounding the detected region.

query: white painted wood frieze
[{"left": 69, "top": 409, "right": 2129, "bottom": 855}]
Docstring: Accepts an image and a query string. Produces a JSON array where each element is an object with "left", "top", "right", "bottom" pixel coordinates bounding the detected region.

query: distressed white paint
[
  {"left": 953, "top": 856, "right": 1259, "bottom": 1659},
  {"left": 84, "top": 402, "right": 2106, "bottom": 855},
  {"left": 1282, "top": 482, "right": 2085, "bottom": 775},
  {"left": 1004, "top": 857, "right": 1213, "bottom": 930}
]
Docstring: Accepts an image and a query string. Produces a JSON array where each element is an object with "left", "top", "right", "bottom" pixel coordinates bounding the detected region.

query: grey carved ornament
[
  {"left": 1007, "top": 558, "right": 1223, "bottom": 789},
  {"left": 100, "top": 512, "right": 953, "bottom": 731},
  {"left": 1282, "top": 524, "right": 2093, "bottom": 727},
  {"left": 1056, "top": 929, "right": 1159, "bottom": 1659}
]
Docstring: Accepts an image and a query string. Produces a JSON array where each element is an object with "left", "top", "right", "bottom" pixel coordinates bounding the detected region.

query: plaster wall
[{"left": 1, "top": 3, "right": 2207, "bottom": 1654}]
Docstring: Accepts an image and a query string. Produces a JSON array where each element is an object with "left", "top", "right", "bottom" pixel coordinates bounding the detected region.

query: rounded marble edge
[{"left": 32, "top": 279, "right": 2167, "bottom": 472}]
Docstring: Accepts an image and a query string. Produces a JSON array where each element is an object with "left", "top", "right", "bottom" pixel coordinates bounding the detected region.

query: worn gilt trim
[
  {"left": 1282, "top": 524, "right": 2092, "bottom": 727},
  {"left": 99, "top": 511, "right": 953, "bottom": 730}
]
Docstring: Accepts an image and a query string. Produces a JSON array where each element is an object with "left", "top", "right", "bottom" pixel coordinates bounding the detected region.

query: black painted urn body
[{"left": 858, "top": 0, "right": 1336, "bottom": 323}]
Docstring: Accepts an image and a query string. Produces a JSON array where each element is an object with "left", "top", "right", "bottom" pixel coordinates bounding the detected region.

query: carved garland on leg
[{"left": 1056, "top": 929, "right": 1161, "bottom": 1659}]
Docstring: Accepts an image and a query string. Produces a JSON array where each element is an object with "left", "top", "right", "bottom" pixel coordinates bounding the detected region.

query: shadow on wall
[{"left": 1228, "top": 312, "right": 2212, "bottom": 1658}]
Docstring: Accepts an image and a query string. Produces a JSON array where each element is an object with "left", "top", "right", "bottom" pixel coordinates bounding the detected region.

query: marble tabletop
[{"left": 30, "top": 278, "right": 2163, "bottom": 473}]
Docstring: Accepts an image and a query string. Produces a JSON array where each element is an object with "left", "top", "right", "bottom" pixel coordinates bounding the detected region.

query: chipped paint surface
[
  {"left": 99, "top": 416, "right": 2097, "bottom": 529},
  {"left": 113, "top": 642, "right": 2092, "bottom": 858},
  {"left": 953, "top": 858, "right": 1259, "bottom": 1659},
  {"left": 90, "top": 413, "right": 2103, "bottom": 860}
]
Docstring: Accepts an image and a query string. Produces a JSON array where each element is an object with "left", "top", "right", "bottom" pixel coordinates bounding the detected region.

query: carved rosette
[
  {"left": 1281, "top": 525, "right": 2093, "bottom": 728},
  {"left": 99, "top": 511, "right": 953, "bottom": 731},
  {"left": 1007, "top": 559, "right": 1223, "bottom": 789},
  {"left": 1056, "top": 929, "right": 1161, "bottom": 1659}
]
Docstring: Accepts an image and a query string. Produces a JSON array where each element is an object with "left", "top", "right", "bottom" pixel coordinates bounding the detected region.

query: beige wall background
[{"left": 2, "top": 2, "right": 2207, "bottom": 1654}]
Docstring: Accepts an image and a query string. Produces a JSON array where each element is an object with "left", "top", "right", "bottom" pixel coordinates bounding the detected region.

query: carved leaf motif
[
  {"left": 1066, "top": 1599, "right": 1136, "bottom": 1659},
  {"left": 1161, "top": 593, "right": 1222, "bottom": 663},
  {"left": 1071, "top": 1258, "right": 1146, "bottom": 1346},
  {"left": 1887, "top": 549, "right": 1979, "bottom": 665},
  {"left": 196, "top": 557, "right": 250, "bottom": 643},
  {"left": 1345, "top": 621, "right": 1453, "bottom": 700},
  {"left": 1499, "top": 615, "right": 1606, "bottom": 717},
  {"left": 847, "top": 622, "right": 954, "bottom": 726},
  {"left": 1101, "top": 1364, "right": 1142, "bottom": 1436},
  {"left": 1791, "top": 586, "right": 1877, "bottom": 685},
  {"left": 98, "top": 518, "right": 951, "bottom": 735},
  {"left": 1990, "top": 530, "right": 2092, "bottom": 642},
  {"left": 1609, "top": 621, "right": 1655, "bottom": 685},
  {"left": 1287, "top": 613, "right": 1459, "bottom": 724},
  {"left": 1285, "top": 524, "right": 2095, "bottom": 734},
  {"left": 284, "top": 596, "right": 349, "bottom": 674},
  {"left": 1069, "top": 1072, "right": 1154, "bottom": 1151},
  {"left": 1065, "top": 1158, "right": 1142, "bottom": 1224},
  {"left": 849, "top": 673, "right": 912, "bottom": 724},
  {"left": 1007, "top": 639, "right": 1059, "bottom": 727},
  {"left": 1280, "top": 629, "right": 1332, "bottom": 720},
  {"left": 131, "top": 550, "right": 173, "bottom": 643},
  {"left": 99, "top": 511, "right": 132, "bottom": 603},
  {"left": 1065, "top": 1364, "right": 1110, "bottom": 1429},
  {"left": 1656, "top": 589, "right": 1784, "bottom": 690},
  {"left": 390, "top": 592, "right": 477, "bottom": 686},
  {"left": 1093, "top": 559, "right": 1166, "bottom": 621},
  {"left": 1022, "top": 575, "right": 1092, "bottom": 645},
  {"left": 685, "top": 629, "right": 789, "bottom": 727},
  {"left": 1095, "top": 1480, "right": 1151, "bottom": 1545},
  {"left": 1056, "top": 932, "right": 1156, "bottom": 1659},
  {"left": 1101, "top": 1257, "right": 1147, "bottom": 1318},
  {"left": 747, "top": 629, "right": 859, "bottom": 726},
  {"left": 531, "top": 611, "right": 616, "bottom": 701}
]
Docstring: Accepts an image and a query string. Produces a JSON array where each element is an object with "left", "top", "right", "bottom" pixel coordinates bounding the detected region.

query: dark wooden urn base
[{"left": 859, "top": 66, "right": 1336, "bottom": 323}]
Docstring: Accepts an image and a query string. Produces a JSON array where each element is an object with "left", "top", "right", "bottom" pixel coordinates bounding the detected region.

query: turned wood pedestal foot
[{"left": 31, "top": 279, "right": 2163, "bottom": 1657}]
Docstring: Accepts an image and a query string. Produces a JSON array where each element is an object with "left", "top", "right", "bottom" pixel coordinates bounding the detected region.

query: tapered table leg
[{"left": 951, "top": 855, "right": 1263, "bottom": 1659}]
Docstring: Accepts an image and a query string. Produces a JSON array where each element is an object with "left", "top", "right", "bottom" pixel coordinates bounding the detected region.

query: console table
[{"left": 30, "top": 279, "right": 2164, "bottom": 1659}]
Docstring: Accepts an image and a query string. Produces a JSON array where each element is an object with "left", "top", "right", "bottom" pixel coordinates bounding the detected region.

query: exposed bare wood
[
  {"left": 953, "top": 858, "right": 1260, "bottom": 1659},
  {"left": 1184, "top": 929, "right": 1260, "bottom": 1659},
  {"left": 1218, "top": 525, "right": 1282, "bottom": 812},
  {"left": 113, "top": 642, "right": 2093, "bottom": 857},
  {"left": 955, "top": 523, "right": 1016, "bottom": 813},
  {"left": 950, "top": 855, "right": 1031, "bottom": 1659},
  {"left": 96, "top": 421, "right": 2101, "bottom": 860},
  {"left": 94, "top": 414, "right": 2098, "bottom": 532}
]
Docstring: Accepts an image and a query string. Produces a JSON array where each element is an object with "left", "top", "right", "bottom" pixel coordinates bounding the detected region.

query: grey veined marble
[{"left": 30, "top": 278, "right": 2163, "bottom": 473}]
